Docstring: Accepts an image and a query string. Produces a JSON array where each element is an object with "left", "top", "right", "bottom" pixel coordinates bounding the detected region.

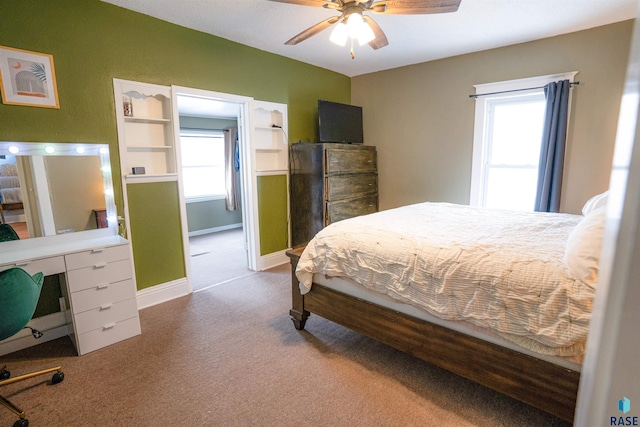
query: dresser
[
  {"left": 0, "top": 235, "right": 141, "bottom": 356},
  {"left": 290, "top": 143, "right": 378, "bottom": 247}
]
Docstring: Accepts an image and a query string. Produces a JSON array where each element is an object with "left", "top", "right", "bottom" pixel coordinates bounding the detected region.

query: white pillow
[
  {"left": 582, "top": 191, "right": 609, "bottom": 216},
  {"left": 564, "top": 206, "right": 607, "bottom": 287}
]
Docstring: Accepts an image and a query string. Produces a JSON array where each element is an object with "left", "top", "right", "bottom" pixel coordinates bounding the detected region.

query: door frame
[{"left": 171, "top": 85, "right": 257, "bottom": 291}]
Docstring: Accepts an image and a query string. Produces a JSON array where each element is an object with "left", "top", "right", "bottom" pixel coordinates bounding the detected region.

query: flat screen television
[{"left": 318, "top": 100, "right": 364, "bottom": 144}]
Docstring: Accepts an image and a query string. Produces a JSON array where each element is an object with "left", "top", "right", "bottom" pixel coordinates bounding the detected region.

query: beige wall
[{"left": 352, "top": 20, "right": 634, "bottom": 214}]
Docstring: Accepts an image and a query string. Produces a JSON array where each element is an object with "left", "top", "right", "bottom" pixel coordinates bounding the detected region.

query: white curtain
[{"left": 224, "top": 128, "right": 241, "bottom": 211}]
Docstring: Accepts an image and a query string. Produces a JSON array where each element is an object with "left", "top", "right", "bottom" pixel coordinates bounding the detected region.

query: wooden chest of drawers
[{"left": 290, "top": 143, "right": 378, "bottom": 246}]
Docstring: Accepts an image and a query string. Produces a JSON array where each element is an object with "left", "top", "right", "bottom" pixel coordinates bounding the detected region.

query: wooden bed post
[{"left": 286, "top": 247, "right": 309, "bottom": 330}]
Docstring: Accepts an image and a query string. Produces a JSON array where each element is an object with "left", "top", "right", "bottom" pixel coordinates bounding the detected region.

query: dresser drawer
[
  {"left": 325, "top": 148, "right": 376, "bottom": 174},
  {"left": 73, "top": 298, "right": 139, "bottom": 335},
  {"left": 65, "top": 244, "right": 130, "bottom": 271},
  {"left": 70, "top": 278, "right": 136, "bottom": 314},
  {"left": 77, "top": 316, "right": 141, "bottom": 355},
  {"left": 66, "top": 258, "right": 133, "bottom": 293},
  {"left": 325, "top": 173, "right": 377, "bottom": 201},
  {"left": 0, "top": 256, "right": 65, "bottom": 276},
  {"left": 326, "top": 195, "right": 378, "bottom": 224}
]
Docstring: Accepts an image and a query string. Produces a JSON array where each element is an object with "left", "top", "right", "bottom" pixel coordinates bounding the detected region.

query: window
[
  {"left": 180, "top": 130, "right": 225, "bottom": 200},
  {"left": 470, "top": 72, "right": 576, "bottom": 211}
]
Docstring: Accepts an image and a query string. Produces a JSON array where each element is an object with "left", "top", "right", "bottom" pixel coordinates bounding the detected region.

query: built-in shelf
[
  {"left": 124, "top": 117, "right": 171, "bottom": 124},
  {"left": 126, "top": 145, "right": 174, "bottom": 150},
  {"left": 256, "top": 169, "right": 288, "bottom": 176},
  {"left": 114, "top": 79, "right": 176, "bottom": 180},
  {"left": 124, "top": 173, "right": 179, "bottom": 184},
  {"left": 253, "top": 102, "right": 288, "bottom": 172}
]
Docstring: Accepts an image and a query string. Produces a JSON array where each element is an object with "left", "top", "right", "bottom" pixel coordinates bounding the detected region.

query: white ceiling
[
  {"left": 177, "top": 94, "right": 240, "bottom": 119},
  {"left": 101, "top": 0, "right": 637, "bottom": 78}
]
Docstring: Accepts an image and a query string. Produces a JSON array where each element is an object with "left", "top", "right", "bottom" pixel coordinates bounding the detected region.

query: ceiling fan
[{"left": 268, "top": 0, "right": 462, "bottom": 58}]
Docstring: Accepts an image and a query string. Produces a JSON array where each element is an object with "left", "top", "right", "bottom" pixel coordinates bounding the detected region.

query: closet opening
[{"left": 175, "top": 91, "right": 254, "bottom": 291}]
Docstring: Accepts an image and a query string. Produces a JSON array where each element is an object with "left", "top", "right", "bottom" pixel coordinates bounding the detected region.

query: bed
[{"left": 286, "top": 199, "right": 607, "bottom": 423}]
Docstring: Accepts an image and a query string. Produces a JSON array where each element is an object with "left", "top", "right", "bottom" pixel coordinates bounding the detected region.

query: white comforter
[{"left": 296, "top": 202, "right": 594, "bottom": 356}]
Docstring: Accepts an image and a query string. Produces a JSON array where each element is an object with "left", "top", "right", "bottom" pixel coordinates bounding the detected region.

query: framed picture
[{"left": 0, "top": 45, "right": 59, "bottom": 108}]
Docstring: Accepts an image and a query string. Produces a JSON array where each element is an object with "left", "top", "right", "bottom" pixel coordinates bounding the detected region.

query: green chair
[
  {"left": 0, "top": 223, "right": 20, "bottom": 242},
  {"left": 0, "top": 268, "right": 65, "bottom": 427}
]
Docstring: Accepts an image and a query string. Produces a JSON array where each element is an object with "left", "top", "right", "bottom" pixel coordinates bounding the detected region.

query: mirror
[{"left": 0, "top": 142, "right": 116, "bottom": 247}]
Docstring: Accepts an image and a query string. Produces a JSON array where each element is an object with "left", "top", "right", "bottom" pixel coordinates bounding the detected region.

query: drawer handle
[
  {"left": 96, "top": 284, "right": 109, "bottom": 290},
  {"left": 91, "top": 249, "right": 104, "bottom": 254},
  {"left": 100, "top": 303, "right": 113, "bottom": 311},
  {"left": 15, "top": 262, "right": 29, "bottom": 268},
  {"left": 103, "top": 322, "right": 116, "bottom": 330},
  {"left": 93, "top": 262, "right": 107, "bottom": 269}
]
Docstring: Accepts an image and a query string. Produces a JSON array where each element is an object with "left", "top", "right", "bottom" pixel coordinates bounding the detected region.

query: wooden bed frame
[{"left": 286, "top": 246, "right": 580, "bottom": 423}]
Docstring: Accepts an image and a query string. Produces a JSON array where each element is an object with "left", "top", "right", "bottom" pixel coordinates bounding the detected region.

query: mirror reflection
[{"left": 0, "top": 142, "right": 115, "bottom": 243}]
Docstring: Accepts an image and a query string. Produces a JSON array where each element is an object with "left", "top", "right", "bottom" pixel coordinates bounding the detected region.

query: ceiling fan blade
[
  {"left": 268, "top": 0, "right": 342, "bottom": 8},
  {"left": 284, "top": 16, "right": 341, "bottom": 45},
  {"left": 363, "top": 16, "right": 389, "bottom": 50},
  {"left": 368, "top": 0, "right": 461, "bottom": 14}
]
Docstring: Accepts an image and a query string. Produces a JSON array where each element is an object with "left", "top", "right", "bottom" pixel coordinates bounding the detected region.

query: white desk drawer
[
  {"left": 0, "top": 256, "right": 65, "bottom": 276},
  {"left": 66, "top": 259, "right": 133, "bottom": 293},
  {"left": 70, "top": 279, "right": 136, "bottom": 314},
  {"left": 77, "top": 316, "right": 141, "bottom": 355},
  {"left": 65, "top": 244, "right": 130, "bottom": 271},
  {"left": 73, "top": 298, "right": 139, "bottom": 335}
]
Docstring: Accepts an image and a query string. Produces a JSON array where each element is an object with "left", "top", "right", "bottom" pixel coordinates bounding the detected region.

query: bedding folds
[{"left": 295, "top": 202, "right": 594, "bottom": 357}]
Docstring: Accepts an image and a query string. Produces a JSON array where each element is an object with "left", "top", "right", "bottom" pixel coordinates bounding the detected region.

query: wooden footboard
[{"left": 286, "top": 247, "right": 579, "bottom": 423}]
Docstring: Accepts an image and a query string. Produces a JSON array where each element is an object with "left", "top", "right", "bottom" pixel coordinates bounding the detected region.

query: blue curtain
[{"left": 534, "top": 80, "right": 571, "bottom": 212}]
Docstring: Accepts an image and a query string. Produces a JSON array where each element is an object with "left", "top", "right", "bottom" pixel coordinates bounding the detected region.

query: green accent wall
[
  {"left": 126, "top": 182, "right": 185, "bottom": 290},
  {"left": 0, "top": 0, "right": 350, "bottom": 289},
  {"left": 257, "top": 175, "right": 289, "bottom": 255}
]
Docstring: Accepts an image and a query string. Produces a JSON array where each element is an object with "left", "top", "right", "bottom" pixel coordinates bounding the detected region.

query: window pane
[
  {"left": 180, "top": 134, "right": 226, "bottom": 198},
  {"left": 489, "top": 99, "right": 546, "bottom": 166},
  {"left": 182, "top": 167, "right": 226, "bottom": 198},
  {"left": 180, "top": 136, "right": 223, "bottom": 167},
  {"left": 485, "top": 167, "right": 538, "bottom": 211}
]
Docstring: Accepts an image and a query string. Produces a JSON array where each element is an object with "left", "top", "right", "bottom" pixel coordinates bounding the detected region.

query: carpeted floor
[
  {"left": 189, "top": 228, "right": 251, "bottom": 291},
  {"left": 0, "top": 264, "right": 571, "bottom": 426}
]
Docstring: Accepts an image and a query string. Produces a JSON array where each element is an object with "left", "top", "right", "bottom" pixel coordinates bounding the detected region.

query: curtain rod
[{"left": 469, "top": 81, "right": 579, "bottom": 99}]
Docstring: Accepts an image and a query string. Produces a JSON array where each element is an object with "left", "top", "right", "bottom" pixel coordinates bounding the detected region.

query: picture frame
[{"left": 0, "top": 45, "right": 59, "bottom": 108}]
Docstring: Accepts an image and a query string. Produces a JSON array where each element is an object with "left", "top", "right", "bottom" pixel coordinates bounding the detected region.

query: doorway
[{"left": 172, "top": 87, "right": 256, "bottom": 291}]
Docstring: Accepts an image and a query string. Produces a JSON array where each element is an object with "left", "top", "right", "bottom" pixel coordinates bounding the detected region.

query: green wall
[
  {"left": 258, "top": 175, "right": 289, "bottom": 254},
  {"left": 186, "top": 199, "right": 242, "bottom": 233},
  {"left": 126, "top": 182, "right": 185, "bottom": 290},
  {"left": 0, "top": 0, "right": 350, "bottom": 288}
]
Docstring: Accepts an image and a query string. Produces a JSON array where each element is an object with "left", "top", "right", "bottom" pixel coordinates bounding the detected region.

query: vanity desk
[
  {"left": 1, "top": 235, "right": 141, "bottom": 356},
  {"left": 0, "top": 142, "right": 141, "bottom": 356}
]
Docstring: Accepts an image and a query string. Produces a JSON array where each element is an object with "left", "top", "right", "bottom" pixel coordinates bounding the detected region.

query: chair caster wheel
[
  {"left": 0, "top": 368, "right": 10, "bottom": 380},
  {"left": 52, "top": 371, "right": 64, "bottom": 384},
  {"left": 13, "top": 419, "right": 29, "bottom": 427}
]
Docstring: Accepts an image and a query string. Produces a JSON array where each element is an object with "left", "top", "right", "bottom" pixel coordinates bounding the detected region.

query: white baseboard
[
  {"left": 0, "top": 312, "right": 72, "bottom": 356},
  {"left": 256, "top": 249, "right": 289, "bottom": 271},
  {"left": 136, "top": 277, "right": 191, "bottom": 310},
  {"left": 188, "top": 223, "right": 242, "bottom": 237}
]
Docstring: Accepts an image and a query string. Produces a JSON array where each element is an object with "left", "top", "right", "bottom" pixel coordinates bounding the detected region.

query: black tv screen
[{"left": 318, "top": 100, "right": 364, "bottom": 144}]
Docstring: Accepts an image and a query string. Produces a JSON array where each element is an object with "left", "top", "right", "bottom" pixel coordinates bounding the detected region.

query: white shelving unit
[
  {"left": 252, "top": 102, "right": 288, "bottom": 174},
  {"left": 113, "top": 79, "right": 177, "bottom": 181}
]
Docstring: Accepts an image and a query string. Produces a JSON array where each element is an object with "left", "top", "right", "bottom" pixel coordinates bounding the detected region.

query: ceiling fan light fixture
[
  {"left": 330, "top": 21, "right": 349, "bottom": 46},
  {"left": 357, "top": 19, "right": 376, "bottom": 45}
]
